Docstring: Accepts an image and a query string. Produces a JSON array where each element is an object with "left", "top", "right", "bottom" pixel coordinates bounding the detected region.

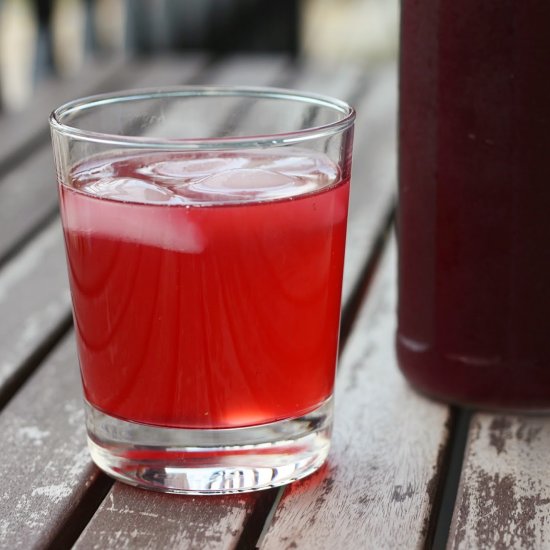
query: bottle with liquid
[{"left": 397, "top": 1, "right": 550, "bottom": 408}]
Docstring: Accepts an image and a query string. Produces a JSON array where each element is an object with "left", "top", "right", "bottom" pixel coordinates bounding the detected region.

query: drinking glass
[{"left": 50, "top": 87, "right": 355, "bottom": 494}]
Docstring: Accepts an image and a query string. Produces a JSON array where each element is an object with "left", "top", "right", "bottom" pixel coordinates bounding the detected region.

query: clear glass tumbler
[{"left": 50, "top": 87, "right": 355, "bottom": 494}]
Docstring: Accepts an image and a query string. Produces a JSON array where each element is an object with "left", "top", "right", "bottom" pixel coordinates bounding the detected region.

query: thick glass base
[{"left": 85, "top": 398, "right": 332, "bottom": 494}]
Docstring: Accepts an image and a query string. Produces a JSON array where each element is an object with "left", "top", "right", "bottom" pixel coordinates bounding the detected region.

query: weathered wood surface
[
  {"left": 0, "top": 335, "right": 102, "bottom": 549},
  {"left": 0, "top": 219, "right": 69, "bottom": 399},
  {"left": 0, "top": 319, "right": 266, "bottom": 549},
  {"left": 141, "top": 55, "right": 289, "bottom": 139},
  {"left": 0, "top": 55, "right": 293, "bottom": 547},
  {"left": 448, "top": 413, "right": 550, "bottom": 549},
  {"left": 261, "top": 241, "right": 451, "bottom": 550},
  {"left": 0, "top": 57, "right": 124, "bottom": 170},
  {"left": 342, "top": 63, "right": 396, "bottom": 306},
  {"left": 74, "top": 484, "right": 255, "bottom": 550}
]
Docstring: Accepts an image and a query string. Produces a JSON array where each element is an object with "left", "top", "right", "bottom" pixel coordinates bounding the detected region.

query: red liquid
[
  {"left": 398, "top": 2, "right": 550, "bottom": 408},
  {"left": 60, "top": 151, "right": 349, "bottom": 428}
]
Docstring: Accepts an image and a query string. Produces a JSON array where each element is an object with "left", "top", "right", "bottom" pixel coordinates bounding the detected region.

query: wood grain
[
  {"left": 0, "top": 329, "right": 259, "bottom": 549},
  {"left": 260, "top": 240, "right": 451, "bottom": 549},
  {"left": 448, "top": 413, "right": 550, "bottom": 549}
]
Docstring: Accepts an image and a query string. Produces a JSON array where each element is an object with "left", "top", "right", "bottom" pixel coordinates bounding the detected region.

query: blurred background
[{"left": 0, "top": 0, "right": 399, "bottom": 112}]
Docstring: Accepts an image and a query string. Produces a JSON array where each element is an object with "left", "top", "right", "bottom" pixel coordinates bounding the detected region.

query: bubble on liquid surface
[{"left": 81, "top": 177, "right": 188, "bottom": 205}]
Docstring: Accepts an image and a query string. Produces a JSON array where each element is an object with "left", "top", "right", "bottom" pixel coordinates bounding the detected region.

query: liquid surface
[
  {"left": 398, "top": 1, "right": 550, "bottom": 408},
  {"left": 60, "top": 150, "right": 349, "bottom": 428}
]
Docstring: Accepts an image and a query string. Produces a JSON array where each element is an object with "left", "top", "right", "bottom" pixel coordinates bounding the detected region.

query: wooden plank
[
  {"left": 0, "top": 219, "right": 69, "bottom": 397},
  {"left": 0, "top": 147, "right": 59, "bottom": 264},
  {"left": 140, "top": 55, "right": 290, "bottom": 139},
  {"left": 260, "top": 240, "right": 452, "bottom": 549},
  {"left": 0, "top": 57, "right": 392, "bottom": 547},
  {"left": 73, "top": 484, "right": 255, "bottom": 550},
  {"left": 0, "top": 57, "right": 208, "bottom": 264},
  {"left": 102, "top": 54, "right": 209, "bottom": 90},
  {"left": 0, "top": 54, "right": 206, "bottom": 169},
  {"left": 448, "top": 413, "right": 550, "bottom": 549},
  {"left": 0, "top": 335, "right": 102, "bottom": 549},
  {"left": 342, "top": 63, "right": 397, "bottom": 305},
  {"left": 200, "top": 54, "right": 289, "bottom": 86},
  {"left": 0, "top": 57, "right": 123, "bottom": 170}
]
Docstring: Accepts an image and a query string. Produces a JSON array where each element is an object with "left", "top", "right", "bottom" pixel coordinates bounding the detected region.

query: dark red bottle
[{"left": 397, "top": 1, "right": 550, "bottom": 408}]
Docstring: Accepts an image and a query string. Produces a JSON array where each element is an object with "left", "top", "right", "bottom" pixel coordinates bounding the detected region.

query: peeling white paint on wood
[
  {"left": 0, "top": 336, "right": 100, "bottom": 549},
  {"left": 449, "top": 414, "right": 550, "bottom": 549},
  {"left": 261, "top": 241, "right": 451, "bottom": 549}
]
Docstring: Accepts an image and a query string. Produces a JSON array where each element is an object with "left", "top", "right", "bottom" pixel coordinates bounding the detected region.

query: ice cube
[
  {"left": 247, "top": 149, "right": 338, "bottom": 181},
  {"left": 65, "top": 179, "right": 204, "bottom": 253},
  {"left": 179, "top": 168, "right": 318, "bottom": 202},
  {"left": 136, "top": 155, "right": 249, "bottom": 182},
  {"left": 82, "top": 177, "right": 186, "bottom": 205}
]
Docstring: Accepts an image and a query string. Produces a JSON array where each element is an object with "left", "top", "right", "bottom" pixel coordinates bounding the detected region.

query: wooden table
[{"left": 1, "top": 54, "right": 548, "bottom": 550}]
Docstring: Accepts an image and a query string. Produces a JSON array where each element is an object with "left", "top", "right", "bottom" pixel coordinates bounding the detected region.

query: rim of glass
[{"left": 50, "top": 86, "right": 356, "bottom": 150}]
